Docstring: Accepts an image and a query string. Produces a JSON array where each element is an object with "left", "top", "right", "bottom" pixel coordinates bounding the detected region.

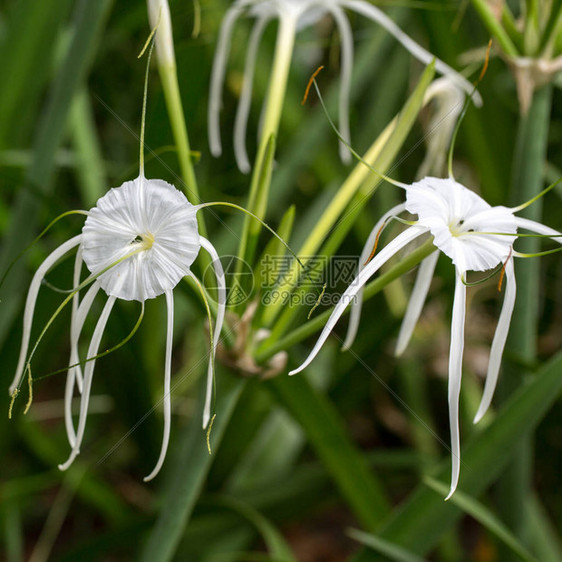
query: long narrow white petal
[
  {"left": 63, "top": 369, "right": 78, "bottom": 449},
  {"left": 291, "top": 226, "right": 425, "bottom": 376},
  {"left": 59, "top": 295, "right": 116, "bottom": 472},
  {"left": 70, "top": 282, "right": 102, "bottom": 394},
  {"left": 9, "top": 235, "right": 82, "bottom": 396},
  {"left": 328, "top": 6, "right": 354, "bottom": 164},
  {"left": 69, "top": 246, "right": 84, "bottom": 393},
  {"left": 343, "top": 203, "right": 407, "bottom": 349},
  {"left": 65, "top": 281, "right": 101, "bottom": 447},
  {"left": 342, "top": 0, "right": 482, "bottom": 105},
  {"left": 234, "top": 13, "right": 272, "bottom": 173},
  {"left": 395, "top": 250, "right": 439, "bottom": 356},
  {"left": 513, "top": 217, "right": 562, "bottom": 241},
  {"left": 445, "top": 271, "right": 466, "bottom": 500},
  {"left": 208, "top": 5, "right": 244, "bottom": 157},
  {"left": 144, "top": 290, "right": 174, "bottom": 482},
  {"left": 70, "top": 247, "right": 84, "bottom": 392},
  {"left": 200, "top": 237, "right": 226, "bottom": 429},
  {"left": 473, "top": 259, "right": 515, "bottom": 424}
]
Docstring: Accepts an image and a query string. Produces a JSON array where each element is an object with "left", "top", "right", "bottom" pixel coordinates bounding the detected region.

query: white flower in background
[
  {"left": 290, "top": 176, "right": 561, "bottom": 497},
  {"left": 9, "top": 174, "right": 226, "bottom": 481},
  {"left": 417, "top": 77, "right": 465, "bottom": 179},
  {"left": 209, "top": 0, "right": 481, "bottom": 173}
]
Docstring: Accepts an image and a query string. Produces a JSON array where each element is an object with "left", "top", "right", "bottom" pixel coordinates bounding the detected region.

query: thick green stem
[
  {"left": 158, "top": 62, "right": 207, "bottom": 237},
  {"left": 236, "top": 13, "right": 297, "bottom": 270},
  {"left": 497, "top": 83, "right": 552, "bottom": 542}
]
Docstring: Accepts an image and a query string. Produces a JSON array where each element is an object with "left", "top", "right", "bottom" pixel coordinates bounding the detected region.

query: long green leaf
[
  {"left": 0, "top": 0, "right": 72, "bottom": 148},
  {"left": 496, "top": 83, "right": 553, "bottom": 541},
  {"left": 348, "top": 528, "right": 424, "bottom": 562},
  {"left": 527, "top": 494, "right": 562, "bottom": 561},
  {"left": 18, "top": 421, "right": 130, "bottom": 526},
  {"left": 267, "top": 374, "right": 390, "bottom": 530},
  {"left": 470, "top": 0, "right": 519, "bottom": 56},
  {"left": 0, "top": 0, "right": 113, "bottom": 348},
  {"left": 424, "top": 478, "right": 536, "bottom": 561},
  {"left": 140, "top": 375, "right": 246, "bottom": 562},
  {"left": 212, "top": 496, "right": 297, "bottom": 562},
  {"left": 351, "top": 350, "right": 562, "bottom": 560},
  {"left": 69, "top": 89, "right": 107, "bottom": 207}
]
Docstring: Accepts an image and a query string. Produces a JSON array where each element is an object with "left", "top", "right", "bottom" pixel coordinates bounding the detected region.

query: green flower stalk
[{"left": 147, "top": 0, "right": 206, "bottom": 235}]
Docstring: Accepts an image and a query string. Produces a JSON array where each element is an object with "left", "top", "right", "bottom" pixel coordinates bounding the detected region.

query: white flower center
[
  {"left": 82, "top": 177, "right": 200, "bottom": 302},
  {"left": 405, "top": 177, "right": 518, "bottom": 272}
]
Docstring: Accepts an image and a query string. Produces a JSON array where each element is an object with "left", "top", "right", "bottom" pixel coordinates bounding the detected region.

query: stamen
[
  {"left": 497, "top": 248, "right": 513, "bottom": 292},
  {"left": 23, "top": 366, "right": 33, "bottom": 415},
  {"left": 308, "top": 283, "right": 327, "bottom": 319},
  {"left": 302, "top": 65, "right": 324, "bottom": 106},
  {"left": 478, "top": 39, "right": 492, "bottom": 83},
  {"left": 365, "top": 220, "right": 392, "bottom": 265},
  {"left": 206, "top": 413, "right": 216, "bottom": 455},
  {"left": 138, "top": 11, "right": 160, "bottom": 59},
  {"left": 8, "top": 389, "right": 19, "bottom": 420}
]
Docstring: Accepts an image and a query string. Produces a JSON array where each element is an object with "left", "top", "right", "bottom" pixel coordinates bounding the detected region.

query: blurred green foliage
[{"left": 0, "top": 1, "right": 561, "bottom": 561}]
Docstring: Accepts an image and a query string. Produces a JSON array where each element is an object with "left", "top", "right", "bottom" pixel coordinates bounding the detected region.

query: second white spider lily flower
[
  {"left": 209, "top": 0, "right": 481, "bottom": 173},
  {"left": 290, "top": 176, "right": 561, "bottom": 498},
  {"left": 9, "top": 173, "right": 226, "bottom": 482}
]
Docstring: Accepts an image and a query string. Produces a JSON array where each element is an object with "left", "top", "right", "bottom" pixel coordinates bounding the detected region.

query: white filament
[{"left": 144, "top": 289, "right": 174, "bottom": 482}]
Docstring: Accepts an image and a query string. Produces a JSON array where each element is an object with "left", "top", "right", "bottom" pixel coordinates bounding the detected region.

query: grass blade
[
  {"left": 424, "top": 477, "right": 537, "bottom": 561},
  {"left": 139, "top": 375, "right": 246, "bottom": 562},
  {"left": 213, "top": 496, "right": 297, "bottom": 562},
  {"left": 267, "top": 374, "right": 390, "bottom": 530},
  {"left": 0, "top": 0, "right": 113, "bottom": 348},
  {"left": 348, "top": 528, "right": 424, "bottom": 562},
  {"left": 351, "top": 350, "right": 562, "bottom": 559}
]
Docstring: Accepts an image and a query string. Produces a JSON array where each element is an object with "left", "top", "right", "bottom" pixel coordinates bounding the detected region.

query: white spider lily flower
[
  {"left": 147, "top": 0, "right": 175, "bottom": 66},
  {"left": 209, "top": 0, "right": 481, "bottom": 173},
  {"left": 9, "top": 174, "right": 226, "bottom": 482},
  {"left": 290, "top": 176, "right": 561, "bottom": 498}
]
